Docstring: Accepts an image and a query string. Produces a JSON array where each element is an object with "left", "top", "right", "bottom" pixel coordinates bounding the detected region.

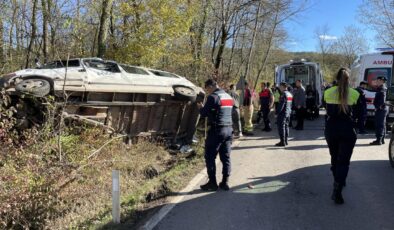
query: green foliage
[{"left": 109, "top": 0, "right": 196, "bottom": 68}]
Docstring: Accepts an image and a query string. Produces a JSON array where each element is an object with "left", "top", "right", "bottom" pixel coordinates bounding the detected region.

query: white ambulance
[
  {"left": 350, "top": 51, "right": 394, "bottom": 119},
  {"left": 275, "top": 60, "right": 324, "bottom": 107}
]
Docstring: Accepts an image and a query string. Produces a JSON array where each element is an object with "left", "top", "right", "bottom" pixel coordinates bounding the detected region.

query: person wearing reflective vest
[
  {"left": 274, "top": 87, "right": 281, "bottom": 113},
  {"left": 198, "top": 79, "right": 234, "bottom": 191},
  {"left": 324, "top": 68, "right": 360, "bottom": 205},
  {"left": 370, "top": 76, "right": 388, "bottom": 145},
  {"left": 275, "top": 82, "right": 293, "bottom": 147},
  {"left": 258, "top": 82, "right": 274, "bottom": 132}
]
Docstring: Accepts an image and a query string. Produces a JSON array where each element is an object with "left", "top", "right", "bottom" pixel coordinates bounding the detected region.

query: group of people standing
[
  {"left": 197, "top": 69, "right": 389, "bottom": 206},
  {"left": 229, "top": 79, "right": 312, "bottom": 139}
]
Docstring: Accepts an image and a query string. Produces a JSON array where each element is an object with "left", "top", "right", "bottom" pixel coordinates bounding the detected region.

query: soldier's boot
[
  {"left": 275, "top": 136, "right": 286, "bottom": 147},
  {"left": 331, "top": 182, "right": 344, "bottom": 205},
  {"left": 284, "top": 139, "right": 289, "bottom": 146},
  {"left": 265, "top": 124, "right": 272, "bottom": 132},
  {"left": 219, "top": 176, "right": 230, "bottom": 191},
  {"left": 200, "top": 177, "right": 218, "bottom": 191},
  {"left": 370, "top": 139, "right": 383, "bottom": 145}
]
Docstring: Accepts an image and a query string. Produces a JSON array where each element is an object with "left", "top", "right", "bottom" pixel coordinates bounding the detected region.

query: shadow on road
[
  {"left": 266, "top": 144, "right": 328, "bottom": 151},
  {"left": 99, "top": 156, "right": 394, "bottom": 230},
  {"left": 233, "top": 144, "right": 273, "bottom": 150},
  {"left": 150, "top": 160, "right": 394, "bottom": 230}
]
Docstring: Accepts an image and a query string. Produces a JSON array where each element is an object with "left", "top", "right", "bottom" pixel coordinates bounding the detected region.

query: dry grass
[
  {"left": 0, "top": 125, "right": 205, "bottom": 229},
  {"left": 0, "top": 91, "right": 206, "bottom": 229},
  {"left": 49, "top": 135, "right": 205, "bottom": 229}
]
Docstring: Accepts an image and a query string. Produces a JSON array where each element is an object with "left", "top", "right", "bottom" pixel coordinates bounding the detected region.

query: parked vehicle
[
  {"left": 275, "top": 60, "right": 324, "bottom": 108},
  {"left": 0, "top": 58, "right": 205, "bottom": 144},
  {"left": 350, "top": 51, "right": 394, "bottom": 121}
]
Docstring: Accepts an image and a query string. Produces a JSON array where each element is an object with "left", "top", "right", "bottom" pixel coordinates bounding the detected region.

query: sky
[{"left": 283, "top": 0, "right": 376, "bottom": 52}]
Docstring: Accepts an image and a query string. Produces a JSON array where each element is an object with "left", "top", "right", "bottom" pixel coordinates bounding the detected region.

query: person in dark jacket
[
  {"left": 287, "top": 84, "right": 294, "bottom": 128},
  {"left": 258, "top": 82, "right": 274, "bottom": 131},
  {"left": 293, "top": 80, "right": 306, "bottom": 130},
  {"left": 370, "top": 76, "right": 388, "bottom": 145},
  {"left": 324, "top": 68, "right": 360, "bottom": 205},
  {"left": 199, "top": 79, "right": 234, "bottom": 191},
  {"left": 354, "top": 81, "right": 368, "bottom": 134},
  {"left": 306, "top": 85, "right": 316, "bottom": 120},
  {"left": 275, "top": 82, "right": 293, "bottom": 147}
]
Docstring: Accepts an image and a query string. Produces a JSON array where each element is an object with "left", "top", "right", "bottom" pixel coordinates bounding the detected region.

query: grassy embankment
[{"left": 0, "top": 92, "right": 206, "bottom": 229}]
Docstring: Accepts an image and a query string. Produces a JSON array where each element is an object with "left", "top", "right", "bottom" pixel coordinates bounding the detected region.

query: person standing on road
[
  {"left": 288, "top": 84, "right": 295, "bottom": 128},
  {"left": 258, "top": 82, "right": 274, "bottom": 132},
  {"left": 324, "top": 68, "right": 360, "bottom": 205},
  {"left": 293, "top": 80, "right": 306, "bottom": 130},
  {"left": 198, "top": 79, "right": 234, "bottom": 191},
  {"left": 354, "top": 81, "right": 368, "bottom": 134},
  {"left": 228, "top": 84, "right": 243, "bottom": 137},
  {"left": 306, "top": 85, "right": 316, "bottom": 120},
  {"left": 273, "top": 86, "right": 281, "bottom": 113},
  {"left": 275, "top": 82, "right": 293, "bottom": 147},
  {"left": 243, "top": 81, "right": 254, "bottom": 135},
  {"left": 370, "top": 76, "right": 388, "bottom": 145}
]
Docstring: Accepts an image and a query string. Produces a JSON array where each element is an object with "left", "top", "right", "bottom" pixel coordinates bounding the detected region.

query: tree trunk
[
  {"left": 254, "top": 12, "right": 279, "bottom": 90},
  {"left": 25, "top": 0, "right": 38, "bottom": 68},
  {"left": 0, "top": 17, "right": 4, "bottom": 66},
  {"left": 234, "top": 31, "right": 247, "bottom": 78},
  {"left": 41, "top": 0, "right": 49, "bottom": 62},
  {"left": 244, "top": 1, "right": 261, "bottom": 83},
  {"left": 110, "top": 3, "right": 115, "bottom": 39},
  {"left": 47, "top": 0, "right": 56, "bottom": 58},
  {"left": 189, "top": 0, "right": 209, "bottom": 81},
  {"left": 227, "top": 15, "right": 240, "bottom": 76},
  {"left": 195, "top": 0, "right": 209, "bottom": 62},
  {"left": 214, "top": 24, "right": 228, "bottom": 71},
  {"left": 8, "top": 1, "right": 18, "bottom": 61},
  {"left": 211, "top": 26, "right": 219, "bottom": 65},
  {"left": 97, "top": 0, "right": 114, "bottom": 58}
]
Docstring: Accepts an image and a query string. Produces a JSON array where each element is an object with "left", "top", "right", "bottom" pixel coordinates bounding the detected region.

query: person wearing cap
[
  {"left": 275, "top": 82, "right": 293, "bottom": 147},
  {"left": 198, "top": 79, "right": 234, "bottom": 191},
  {"left": 370, "top": 76, "right": 388, "bottom": 145},
  {"left": 354, "top": 81, "right": 368, "bottom": 134}
]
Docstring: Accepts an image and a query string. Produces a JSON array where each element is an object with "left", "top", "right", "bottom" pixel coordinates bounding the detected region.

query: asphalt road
[{"left": 153, "top": 115, "right": 394, "bottom": 230}]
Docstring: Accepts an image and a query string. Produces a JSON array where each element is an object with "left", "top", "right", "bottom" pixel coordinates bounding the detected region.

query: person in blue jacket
[
  {"left": 198, "top": 79, "right": 234, "bottom": 191},
  {"left": 370, "top": 76, "right": 388, "bottom": 145},
  {"left": 275, "top": 82, "right": 293, "bottom": 147}
]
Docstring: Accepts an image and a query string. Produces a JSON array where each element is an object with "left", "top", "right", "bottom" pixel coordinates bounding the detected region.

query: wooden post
[
  {"left": 172, "top": 103, "right": 187, "bottom": 143},
  {"left": 112, "top": 170, "right": 120, "bottom": 224}
]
